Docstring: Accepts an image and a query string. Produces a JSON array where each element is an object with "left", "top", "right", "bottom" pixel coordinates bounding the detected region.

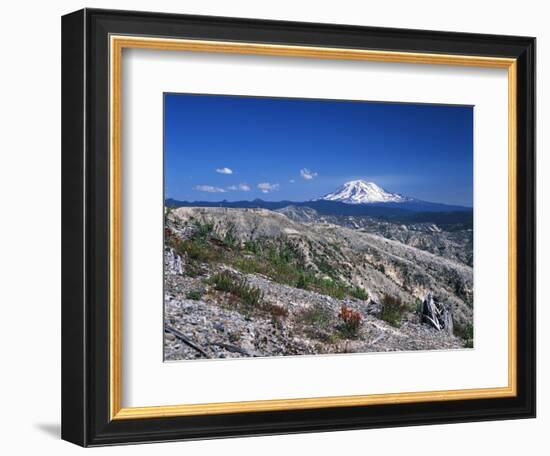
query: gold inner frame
[{"left": 109, "top": 35, "right": 518, "bottom": 420}]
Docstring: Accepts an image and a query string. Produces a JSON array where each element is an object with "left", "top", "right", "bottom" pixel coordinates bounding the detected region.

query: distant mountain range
[{"left": 167, "top": 180, "right": 472, "bottom": 222}]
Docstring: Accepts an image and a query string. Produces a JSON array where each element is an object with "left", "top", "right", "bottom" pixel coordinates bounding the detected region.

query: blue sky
[{"left": 164, "top": 94, "right": 473, "bottom": 206}]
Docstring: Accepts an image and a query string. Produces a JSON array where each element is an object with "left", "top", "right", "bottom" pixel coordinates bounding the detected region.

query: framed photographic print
[{"left": 61, "top": 8, "right": 536, "bottom": 447}]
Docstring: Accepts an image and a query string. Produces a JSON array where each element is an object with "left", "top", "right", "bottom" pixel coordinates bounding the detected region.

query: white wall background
[{"left": 0, "top": 0, "right": 545, "bottom": 454}]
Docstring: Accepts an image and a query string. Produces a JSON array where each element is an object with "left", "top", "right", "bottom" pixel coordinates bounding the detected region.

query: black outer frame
[{"left": 61, "top": 8, "right": 536, "bottom": 447}]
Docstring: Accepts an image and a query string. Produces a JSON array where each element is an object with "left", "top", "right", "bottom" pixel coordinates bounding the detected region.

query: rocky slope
[
  {"left": 276, "top": 205, "right": 473, "bottom": 266},
  {"left": 164, "top": 206, "right": 473, "bottom": 361}
]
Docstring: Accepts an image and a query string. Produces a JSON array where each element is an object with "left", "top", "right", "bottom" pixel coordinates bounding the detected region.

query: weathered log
[
  {"left": 421, "top": 292, "right": 453, "bottom": 335},
  {"left": 164, "top": 325, "right": 211, "bottom": 358},
  {"left": 441, "top": 306, "right": 454, "bottom": 335}
]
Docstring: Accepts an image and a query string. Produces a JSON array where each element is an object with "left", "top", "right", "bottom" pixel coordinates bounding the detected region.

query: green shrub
[
  {"left": 349, "top": 286, "right": 369, "bottom": 301},
  {"left": 379, "top": 294, "right": 406, "bottom": 327},
  {"left": 316, "top": 258, "right": 336, "bottom": 277},
  {"left": 186, "top": 289, "right": 203, "bottom": 300},
  {"left": 183, "top": 262, "right": 201, "bottom": 278},
  {"left": 243, "top": 240, "right": 262, "bottom": 255},
  {"left": 415, "top": 297, "right": 423, "bottom": 314},
  {"left": 315, "top": 278, "right": 347, "bottom": 300},
  {"left": 192, "top": 221, "right": 214, "bottom": 240},
  {"left": 186, "top": 240, "right": 217, "bottom": 262},
  {"left": 298, "top": 305, "right": 332, "bottom": 328},
  {"left": 222, "top": 224, "right": 237, "bottom": 248},
  {"left": 231, "top": 243, "right": 306, "bottom": 288},
  {"left": 455, "top": 322, "right": 474, "bottom": 348},
  {"left": 296, "top": 272, "right": 310, "bottom": 290},
  {"left": 231, "top": 242, "right": 367, "bottom": 301},
  {"left": 228, "top": 331, "right": 241, "bottom": 343},
  {"left": 169, "top": 234, "right": 219, "bottom": 263},
  {"left": 208, "top": 270, "right": 236, "bottom": 292},
  {"left": 209, "top": 271, "right": 263, "bottom": 308},
  {"left": 165, "top": 205, "right": 175, "bottom": 218},
  {"left": 463, "top": 323, "right": 474, "bottom": 340},
  {"left": 297, "top": 305, "right": 335, "bottom": 341}
]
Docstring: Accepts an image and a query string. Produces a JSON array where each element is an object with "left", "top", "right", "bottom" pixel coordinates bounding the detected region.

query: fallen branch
[
  {"left": 164, "top": 325, "right": 211, "bottom": 358},
  {"left": 371, "top": 333, "right": 386, "bottom": 345}
]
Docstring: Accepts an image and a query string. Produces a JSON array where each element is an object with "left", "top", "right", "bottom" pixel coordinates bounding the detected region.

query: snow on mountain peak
[{"left": 318, "top": 180, "right": 411, "bottom": 204}]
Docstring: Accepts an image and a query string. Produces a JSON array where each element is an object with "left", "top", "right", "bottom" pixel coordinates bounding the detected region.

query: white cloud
[
  {"left": 216, "top": 167, "right": 233, "bottom": 175},
  {"left": 226, "top": 183, "right": 251, "bottom": 192},
  {"left": 257, "top": 182, "right": 280, "bottom": 193},
  {"left": 194, "top": 185, "right": 226, "bottom": 193},
  {"left": 300, "top": 168, "right": 318, "bottom": 180}
]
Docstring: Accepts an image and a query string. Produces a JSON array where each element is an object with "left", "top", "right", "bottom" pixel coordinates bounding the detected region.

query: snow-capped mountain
[
  {"left": 167, "top": 179, "right": 472, "bottom": 215},
  {"left": 318, "top": 180, "right": 412, "bottom": 205}
]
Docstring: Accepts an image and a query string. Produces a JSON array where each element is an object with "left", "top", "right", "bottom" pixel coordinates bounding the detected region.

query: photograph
[{"left": 163, "top": 94, "right": 474, "bottom": 361}]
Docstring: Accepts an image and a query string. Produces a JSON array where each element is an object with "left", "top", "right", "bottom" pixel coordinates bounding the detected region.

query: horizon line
[{"left": 164, "top": 197, "right": 473, "bottom": 209}]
